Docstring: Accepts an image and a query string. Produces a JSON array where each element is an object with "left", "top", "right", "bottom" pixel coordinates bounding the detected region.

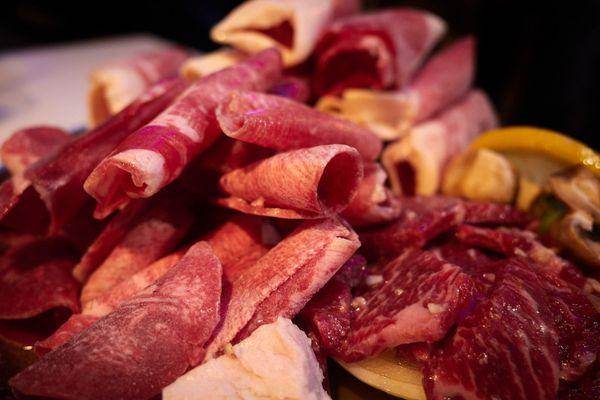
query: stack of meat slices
[
  {"left": 301, "top": 196, "right": 600, "bottom": 400},
  {"left": 0, "top": 1, "right": 598, "bottom": 400}
]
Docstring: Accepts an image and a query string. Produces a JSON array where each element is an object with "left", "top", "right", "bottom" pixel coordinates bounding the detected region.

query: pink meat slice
[
  {"left": 204, "top": 214, "right": 274, "bottom": 282},
  {"left": 72, "top": 199, "right": 150, "bottom": 282},
  {"left": 10, "top": 242, "right": 222, "bottom": 400},
  {"left": 0, "top": 126, "right": 70, "bottom": 175},
  {"left": 0, "top": 238, "right": 80, "bottom": 320},
  {"left": 80, "top": 195, "right": 193, "bottom": 305},
  {"left": 313, "top": 8, "right": 446, "bottom": 95},
  {"left": 203, "top": 217, "right": 359, "bottom": 360},
  {"left": 338, "top": 249, "right": 477, "bottom": 362},
  {"left": 269, "top": 75, "right": 311, "bottom": 103},
  {"left": 340, "top": 162, "right": 401, "bottom": 227},
  {"left": 84, "top": 48, "right": 283, "bottom": 219},
  {"left": 36, "top": 250, "right": 185, "bottom": 353},
  {"left": 218, "top": 144, "right": 364, "bottom": 219},
  {"left": 424, "top": 258, "right": 560, "bottom": 400},
  {"left": 22, "top": 78, "right": 187, "bottom": 233},
  {"left": 216, "top": 91, "right": 382, "bottom": 161},
  {"left": 409, "top": 36, "right": 476, "bottom": 123}
]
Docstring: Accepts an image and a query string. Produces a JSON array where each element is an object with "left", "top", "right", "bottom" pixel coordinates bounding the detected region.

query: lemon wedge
[
  {"left": 470, "top": 126, "right": 600, "bottom": 183},
  {"left": 337, "top": 351, "right": 425, "bottom": 400}
]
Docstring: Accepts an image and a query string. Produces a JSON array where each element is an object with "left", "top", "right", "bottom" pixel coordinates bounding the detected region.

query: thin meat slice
[
  {"left": 84, "top": 48, "right": 283, "bottom": 219},
  {"left": 203, "top": 218, "right": 358, "bottom": 360},
  {"left": 25, "top": 77, "right": 188, "bottom": 233},
  {"left": 218, "top": 144, "right": 363, "bottom": 219},
  {"left": 313, "top": 8, "right": 446, "bottom": 96},
  {"left": 316, "top": 36, "right": 475, "bottom": 140},
  {"left": 88, "top": 48, "right": 189, "bottom": 126},
  {"left": 211, "top": 0, "right": 360, "bottom": 66},
  {"left": 36, "top": 250, "right": 186, "bottom": 353},
  {"left": 423, "top": 258, "right": 560, "bottom": 400},
  {"left": 10, "top": 242, "right": 222, "bottom": 400},
  {"left": 338, "top": 249, "right": 478, "bottom": 362},
  {"left": 382, "top": 90, "right": 498, "bottom": 195},
  {"left": 341, "top": 162, "right": 401, "bottom": 227},
  {"left": 180, "top": 47, "right": 247, "bottom": 80},
  {"left": 0, "top": 126, "right": 70, "bottom": 175},
  {"left": 0, "top": 238, "right": 80, "bottom": 320},
  {"left": 454, "top": 225, "right": 590, "bottom": 290},
  {"left": 80, "top": 195, "right": 193, "bottom": 305},
  {"left": 216, "top": 91, "right": 382, "bottom": 161},
  {"left": 204, "top": 214, "right": 275, "bottom": 282},
  {"left": 234, "top": 226, "right": 359, "bottom": 342}
]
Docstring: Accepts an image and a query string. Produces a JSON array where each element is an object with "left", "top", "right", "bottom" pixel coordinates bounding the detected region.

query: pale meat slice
[
  {"left": 203, "top": 218, "right": 359, "bottom": 360},
  {"left": 313, "top": 8, "right": 446, "bottom": 95},
  {"left": 218, "top": 144, "right": 363, "bottom": 219},
  {"left": 216, "top": 91, "right": 382, "bottom": 161},
  {"left": 338, "top": 249, "right": 478, "bottom": 362},
  {"left": 10, "top": 242, "right": 222, "bottom": 400},
  {"left": 211, "top": 0, "right": 360, "bottom": 66},
  {"left": 382, "top": 90, "right": 498, "bottom": 195},
  {"left": 88, "top": 48, "right": 189, "bottom": 126},
  {"left": 84, "top": 48, "right": 283, "bottom": 219},
  {"left": 424, "top": 258, "right": 560, "bottom": 400},
  {"left": 316, "top": 36, "right": 476, "bottom": 140},
  {"left": 180, "top": 48, "right": 247, "bottom": 80},
  {"left": 340, "top": 162, "right": 401, "bottom": 227}
]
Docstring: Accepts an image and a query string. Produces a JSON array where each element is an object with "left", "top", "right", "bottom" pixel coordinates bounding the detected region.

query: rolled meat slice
[
  {"left": 382, "top": 90, "right": 498, "bottom": 196},
  {"left": 204, "top": 217, "right": 359, "bottom": 360},
  {"left": 316, "top": 36, "right": 476, "bottom": 140},
  {"left": 211, "top": 0, "right": 360, "bottom": 66},
  {"left": 88, "top": 48, "right": 189, "bottom": 126},
  {"left": 10, "top": 242, "right": 222, "bottom": 400},
  {"left": 269, "top": 75, "right": 311, "bottom": 103},
  {"left": 23, "top": 77, "right": 187, "bottom": 233},
  {"left": 84, "top": 48, "right": 283, "bottom": 219},
  {"left": 313, "top": 8, "right": 446, "bottom": 96},
  {"left": 340, "top": 162, "right": 401, "bottom": 227},
  {"left": 218, "top": 144, "right": 363, "bottom": 219},
  {"left": 216, "top": 91, "right": 382, "bottom": 160},
  {"left": 180, "top": 48, "right": 247, "bottom": 80}
]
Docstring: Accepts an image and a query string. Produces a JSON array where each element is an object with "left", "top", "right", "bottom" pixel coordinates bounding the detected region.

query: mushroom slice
[
  {"left": 551, "top": 210, "right": 600, "bottom": 270},
  {"left": 550, "top": 167, "right": 600, "bottom": 222}
]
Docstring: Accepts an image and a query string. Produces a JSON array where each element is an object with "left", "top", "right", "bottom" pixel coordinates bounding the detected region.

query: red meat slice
[
  {"left": 216, "top": 91, "right": 382, "bottom": 161},
  {"left": 10, "top": 242, "right": 222, "bottom": 400}
]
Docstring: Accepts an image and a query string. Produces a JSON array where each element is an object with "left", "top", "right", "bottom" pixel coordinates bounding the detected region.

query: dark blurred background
[{"left": 1, "top": 0, "right": 599, "bottom": 147}]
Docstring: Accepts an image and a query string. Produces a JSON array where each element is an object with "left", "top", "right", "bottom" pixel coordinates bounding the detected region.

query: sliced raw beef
[
  {"left": 88, "top": 48, "right": 189, "bottom": 126},
  {"left": 211, "top": 0, "right": 360, "bottom": 66},
  {"left": 382, "top": 90, "right": 498, "bottom": 195},
  {"left": 216, "top": 91, "right": 382, "bottom": 161},
  {"left": 313, "top": 8, "right": 446, "bottom": 95},
  {"left": 337, "top": 249, "right": 478, "bottom": 362},
  {"left": 36, "top": 250, "right": 186, "bottom": 353},
  {"left": 0, "top": 126, "right": 70, "bottom": 175},
  {"left": 10, "top": 242, "right": 222, "bottom": 400},
  {"left": 218, "top": 144, "right": 363, "bottom": 219},
  {"left": 270, "top": 75, "right": 311, "bottom": 103},
  {"left": 204, "top": 218, "right": 359, "bottom": 360},
  {"left": 316, "top": 36, "right": 475, "bottom": 140},
  {"left": 341, "top": 162, "right": 401, "bottom": 227},
  {"left": 24, "top": 77, "right": 187, "bottom": 233},
  {"left": 204, "top": 214, "right": 274, "bottom": 282},
  {"left": 454, "top": 225, "right": 590, "bottom": 290},
  {"left": 181, "top": 48, "right": 247, "bottom": 80},
  {"left": 80, "top": 195, "right": 192, "bottom": 305},
  {"left": 84, "top": 48, "right": 283, "bottom": 219},
  {"left": 423, "top": 258, "right": 560, "bottom": 400}
]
